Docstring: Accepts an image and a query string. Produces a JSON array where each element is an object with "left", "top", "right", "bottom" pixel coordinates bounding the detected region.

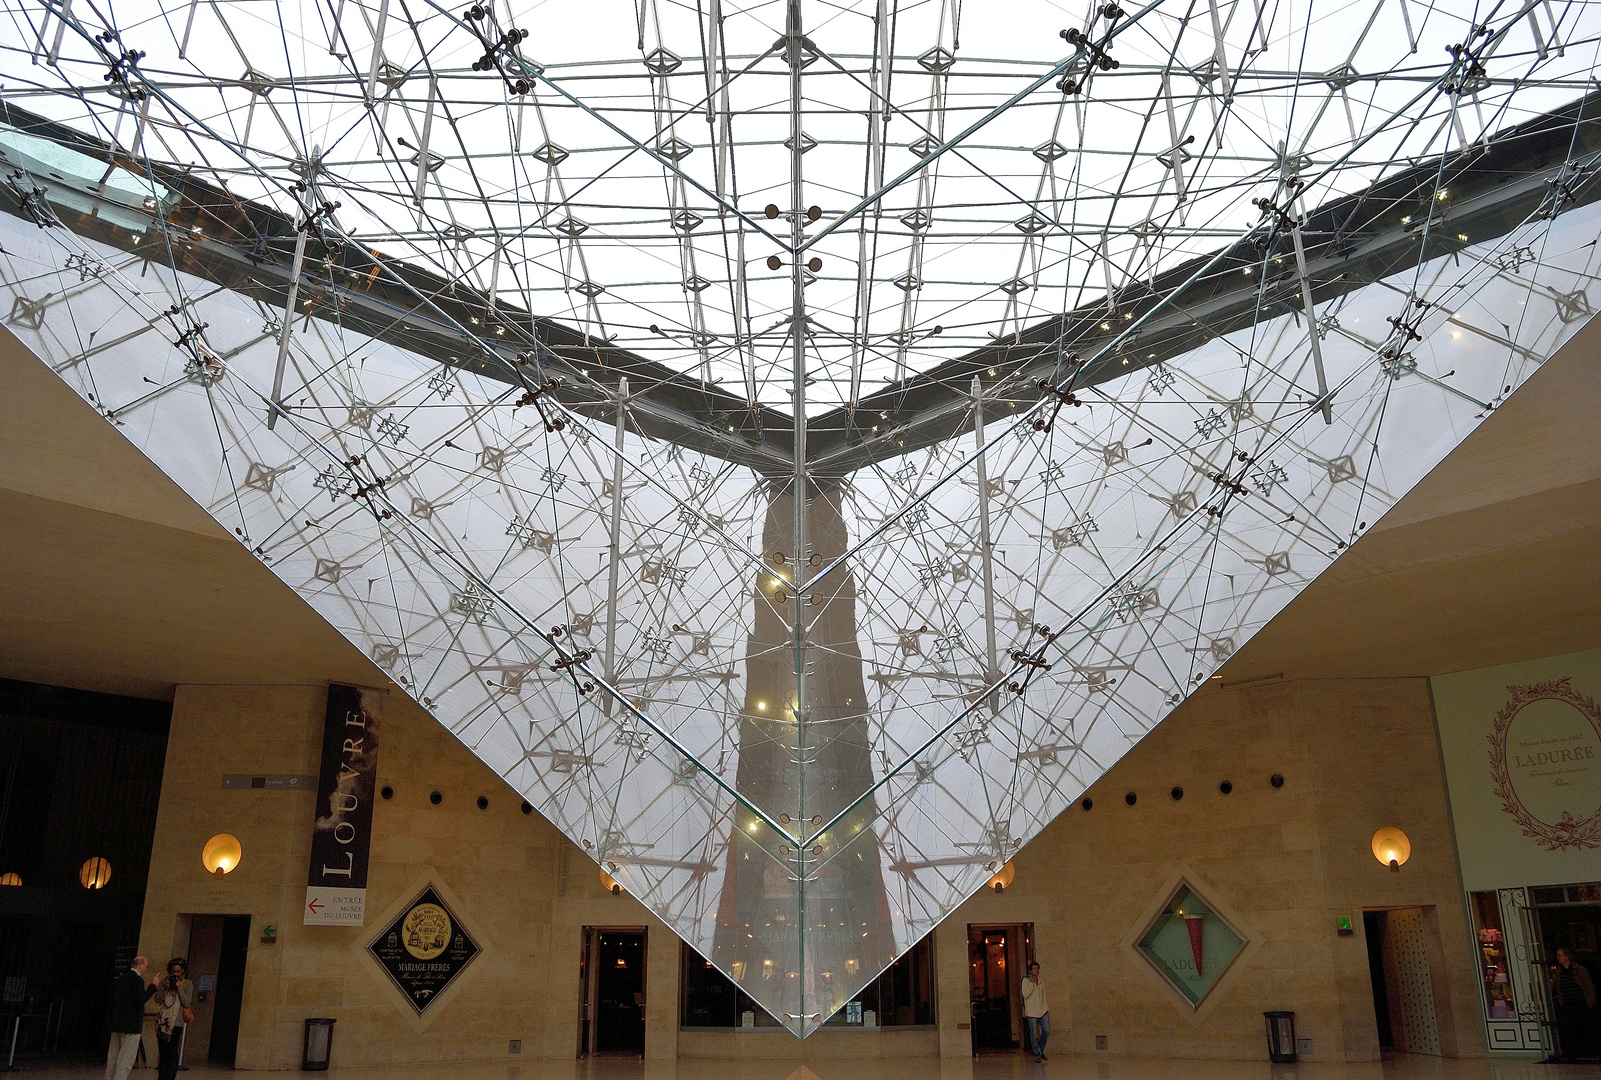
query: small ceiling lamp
[
  {"left": 0, "top": 873, "right": 20, "bottom": 887},
  {"left": 202, "top": 834, "right": 243, "bottom": 878},
  {"left": 600, "top": 868, "right": 624, "bottom": 894},
  {"left": 1371, "top": 827, "right": 1411, "bottom": 872},
  {"left": 80, "top": 857, "right": 112, "bottom": 890},
  {"left": 985, "top": 860, "right": 1016, "bottom": 892}
]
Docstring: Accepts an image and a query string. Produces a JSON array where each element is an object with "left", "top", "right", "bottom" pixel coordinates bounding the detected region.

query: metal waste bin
[
  {"left": 1263, "top": 1011, "right": 1296, "bottom": 1063},
  {"left": 302, "top": 1017, "right": 336, "bottom": 1071}
]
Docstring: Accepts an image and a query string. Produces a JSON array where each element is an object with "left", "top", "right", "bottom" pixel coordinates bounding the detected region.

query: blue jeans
[{"left": 1026, "top": 1012, "right": 1050, "bottom": 1059}]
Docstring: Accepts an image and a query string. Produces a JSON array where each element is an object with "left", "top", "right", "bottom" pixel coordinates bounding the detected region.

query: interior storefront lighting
[
  {"left": 0, "top": 873, "right": 19, "bottom": 887},
  {"left": 79, "top": 857, "right": 111, "bottom": 890}
]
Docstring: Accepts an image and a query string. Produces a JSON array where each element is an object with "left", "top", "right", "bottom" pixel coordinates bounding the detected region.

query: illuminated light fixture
[
  {"left": 1371, "top": 827, "right": 1411, "bottom": 872},
  {"left": 79, "top": 857, "right": 112, "bottom": 890},
  {"left": 985, "top": 860, "right": 1017, "bottom": 892},
  {"left": 0, "top": 873, "right": 19, "bottom": 887},
  {"left": 600, "top": 868, "right": 624, "bottom": 894},
  {"left": 202, "top": 833, "right": 243, "bottom": 878}
]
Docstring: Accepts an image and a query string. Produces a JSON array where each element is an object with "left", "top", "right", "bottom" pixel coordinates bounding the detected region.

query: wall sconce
[
  {"left": 202, "top": 834, "right": 243, "bottom": 878},
  {"left": 79, "top": 857, "right": 112, "bottom": 890},
  {"left": 1371, "top": 827, "right": 1411, "bottom": 872},
  {"left": 0, "top": 873, "right": 20, "bottom": 887},
  {"left": 985, "top": 860, "right": 1016, "bottom": 892},
  {"left": 600, "top": 868, "right": 623, "bottom": 894}
]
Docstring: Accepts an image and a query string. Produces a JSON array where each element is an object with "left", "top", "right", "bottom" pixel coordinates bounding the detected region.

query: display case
[{"left": 1472, "top": 892, "right": 1515, "bottom": 1018}]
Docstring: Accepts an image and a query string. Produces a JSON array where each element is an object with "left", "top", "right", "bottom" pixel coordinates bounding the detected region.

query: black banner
[
  {"left": 304, "top": 684, "right": 381, "bottom": 925},
  {"left": 368, "top": 886, "right": 480, "bottom": 1013}
]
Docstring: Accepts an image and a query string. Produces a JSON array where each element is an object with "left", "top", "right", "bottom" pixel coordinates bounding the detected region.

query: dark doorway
[
  {"left": 579, "top": 927, "right": 645, "bottom": 1058},
  {"left": 207, "top": 915, "right": 251, "bottom": 1065},
  {"left": 967, "top": 923, "right": 1033, "bottom": 1053},
  {"left": 1363, "top": 911, "right": 1394, "bottom": 1049},
  {"left": 0, "top": 679, "right": 169, "bottom": 1058},
  {"left": 1531, "top": 884, "right": 1601, "bottom": 1061}
]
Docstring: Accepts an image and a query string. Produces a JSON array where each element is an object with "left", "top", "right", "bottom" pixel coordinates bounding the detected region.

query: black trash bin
[
  {"left": 1264, "top": 1011, "right": 1296, "bottom": 1063},
  {"left": 302, "top": 1017, "right": 336, "bottom": 1071}
]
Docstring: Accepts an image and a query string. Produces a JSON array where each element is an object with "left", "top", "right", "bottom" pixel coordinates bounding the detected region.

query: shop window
[
  {"left": 1470, "top": 891, "right": 1515, "bottom": 1018},
  {"left": 680, "top": 938, "right": 935, "bottom": 1028}
]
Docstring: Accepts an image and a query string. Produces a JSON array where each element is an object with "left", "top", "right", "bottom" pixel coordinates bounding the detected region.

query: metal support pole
[
  {"left": 4, "top": 1014, "right": 19, "bottom": 1071},
  {"left": 1207, "top": 0, "right": 1234, "bottom": 104},
  {"left": 364, "top": 0, "right": 390, "bottom": 104},
  {"left": 602, "top": 377, "right": 628, "bottom": 718},
  {"left": 1161, "top": 72, "right": 1187, "bottom": 207},
  {"left": 785, "top": 0, "right": 811, "bottom": 1029},
  {"left": 971, "top": 378, "right": 1000, "bottom": 715},
  {"left": 177, "top": 0, "right": 200, "bottom": 58},
  {"left": 413, "top": 76, "right": 436, "bottom": 206},
  {"left": 1289, "top": 216, "right": 1333, "bottom": 424},
  {"left": 267, "top": 225, "right": 309, "bottom": 429}
]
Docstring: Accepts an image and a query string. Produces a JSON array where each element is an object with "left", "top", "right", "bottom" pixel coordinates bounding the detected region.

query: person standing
[
  {"left": 1553, "top": 947, "right": 1597, "bottom": 1061},
  {"left": 1021, "top": 960, "right": 1050, "bottom": 1063},
  {"left": 154, "top": 958, "right": 195, "bottom": 1080},
  {"left": 106, "top": 955, "right": 155, "bottom": 1080}
]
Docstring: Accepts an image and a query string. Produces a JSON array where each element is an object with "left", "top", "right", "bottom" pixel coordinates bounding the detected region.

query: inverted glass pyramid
[{"left": 2, "top": 0, "right": 1600, "bottom": 1035}]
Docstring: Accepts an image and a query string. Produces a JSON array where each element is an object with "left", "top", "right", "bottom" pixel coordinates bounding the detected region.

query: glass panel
[
  {"left": 1136, "top": 884, "right": 1246, "bottom": 1007},
  {"left": 682, "top": 937, "right": 934, "bottom": 1028},
  {"left": 1471, "top": 891, "right": 1516, "bottom": 1019}
]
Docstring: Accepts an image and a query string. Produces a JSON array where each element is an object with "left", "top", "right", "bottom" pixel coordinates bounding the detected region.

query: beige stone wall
[
  {"left": 138, "top": 683, "right": 677, "bottom": 1070},
  {"left": 936, "top": 677, "right": 1480, "bottom": 1062},
  {"left": 139, "top": 677, "right": 1478, "bottom": 1068}
]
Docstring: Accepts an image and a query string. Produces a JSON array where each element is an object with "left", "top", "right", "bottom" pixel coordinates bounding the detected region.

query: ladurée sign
[
  {"left": 305, "top": 684, "right": 381, "bottom": 925},
  {"left": 1489, "top": 678, "right": 1601, "bottom": 852}
]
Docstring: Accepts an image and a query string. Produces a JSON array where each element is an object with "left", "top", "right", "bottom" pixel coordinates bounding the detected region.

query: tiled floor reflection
[{"left": 22, "top": 1053, "right": 1601, "bottom": 1079}]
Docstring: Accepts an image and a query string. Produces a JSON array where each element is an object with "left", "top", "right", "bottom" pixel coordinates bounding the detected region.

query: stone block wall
[{"left": 139, "top": 677, "right": 1478, "bottom": 1067}]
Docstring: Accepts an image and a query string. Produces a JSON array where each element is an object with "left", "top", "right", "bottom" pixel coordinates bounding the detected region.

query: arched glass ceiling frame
[{"left": 1, "top": 0, "right": 1600, "bottom": 1037}]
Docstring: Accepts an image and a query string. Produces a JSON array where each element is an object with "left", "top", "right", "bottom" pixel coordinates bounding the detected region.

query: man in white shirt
[{"left": 1021, "top": 961, "right": 1050, "bottom": 1062}]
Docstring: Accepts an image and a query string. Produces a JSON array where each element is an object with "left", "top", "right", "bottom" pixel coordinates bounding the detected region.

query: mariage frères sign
[
  {"left": 304, "top": 684, "right": 382, "bottom": 926},
  {"left": 368, "top": 886, "right": 479, "bottom": 1013}
]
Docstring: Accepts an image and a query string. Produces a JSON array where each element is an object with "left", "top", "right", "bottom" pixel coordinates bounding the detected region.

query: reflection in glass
[{"left": 682, "top": 937, "right": 934, "bottom": 1028}]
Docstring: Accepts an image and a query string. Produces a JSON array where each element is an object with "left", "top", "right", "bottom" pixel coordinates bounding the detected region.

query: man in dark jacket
[
  {"left": 106, "top": 955, "right": 153, "bottom": 1080},
  {"left": 1553, "top": 947, "right": 1597, "bottom": 1062}
]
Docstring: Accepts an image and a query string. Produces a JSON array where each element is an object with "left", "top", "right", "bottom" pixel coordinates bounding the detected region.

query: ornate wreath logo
[{"left": 1488, "top": 678, "right": 1601, "bottom": 852}]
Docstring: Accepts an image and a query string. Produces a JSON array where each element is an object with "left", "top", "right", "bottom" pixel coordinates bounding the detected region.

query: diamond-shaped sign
[
  {"left": 1135, "top": 883, "right": 1246, "bottom": 1007},
  {"left": 368, "top": 886, "right": 480, "bottom": 1014}
]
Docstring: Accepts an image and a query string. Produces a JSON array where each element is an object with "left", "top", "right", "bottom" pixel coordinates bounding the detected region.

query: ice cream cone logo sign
[
  {"left": 1488, "top": 678, "right": 1601, "bottom": 852},
  {"left": 1183, "top": 913, "right": 1204, "bottom": 976},
  {"left": 1135, "top": 884, "right": 1246, "bottom": 1007}
]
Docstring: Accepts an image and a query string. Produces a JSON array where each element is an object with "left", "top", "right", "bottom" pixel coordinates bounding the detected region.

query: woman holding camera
[{"left": 154, "top": 958, "right": 195, "bottom": 1080}]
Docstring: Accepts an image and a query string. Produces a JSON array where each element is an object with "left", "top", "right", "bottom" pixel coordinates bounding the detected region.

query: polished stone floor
[{"left": 24, "top": 1053, "right": 1601, "bottom": 1079}]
